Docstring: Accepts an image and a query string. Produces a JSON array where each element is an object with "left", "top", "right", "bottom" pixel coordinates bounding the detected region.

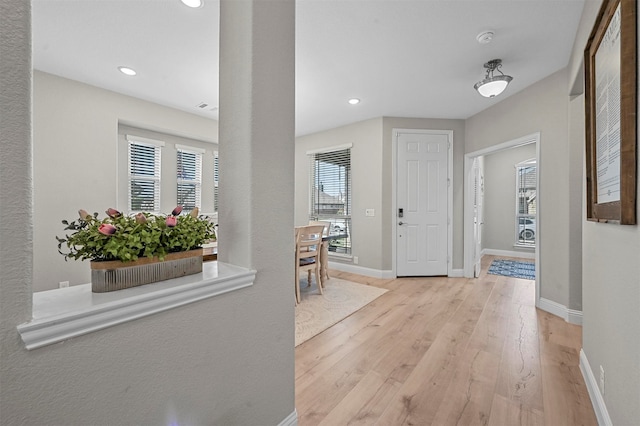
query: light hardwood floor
[{"left": 295, "top": 256, "right": 597, "bottom": 425}]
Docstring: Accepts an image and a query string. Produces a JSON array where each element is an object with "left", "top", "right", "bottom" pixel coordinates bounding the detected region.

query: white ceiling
[{"left": 32, "top": 0, "right": 585, "bottom": 137}]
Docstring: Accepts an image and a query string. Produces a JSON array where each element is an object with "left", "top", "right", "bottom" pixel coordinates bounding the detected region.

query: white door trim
[
  {"left": 392, "top": 128, "right": 453, "bottom": 277},
  {"left": 463, "top": 132, "right": 541, "bottom": 306}
]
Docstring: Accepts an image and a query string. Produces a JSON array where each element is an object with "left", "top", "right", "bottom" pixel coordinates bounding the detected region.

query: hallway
[{"left": 295, "top": 256, "right": 595, "bottom": 425}]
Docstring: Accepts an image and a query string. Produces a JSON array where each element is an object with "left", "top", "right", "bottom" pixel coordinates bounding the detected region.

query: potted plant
[{"left": 57, "top": 206, "right": 216, "bottom": 292}]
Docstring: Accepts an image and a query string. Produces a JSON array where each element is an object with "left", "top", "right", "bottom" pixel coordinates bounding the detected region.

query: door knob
[{"left": 398, "top": 221, "right": 404, "bottom": 226}]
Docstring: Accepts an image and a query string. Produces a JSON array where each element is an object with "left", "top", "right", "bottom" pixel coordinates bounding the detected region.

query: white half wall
[{"left": 1, "top": 2, "right": 297, "bottom": 425}]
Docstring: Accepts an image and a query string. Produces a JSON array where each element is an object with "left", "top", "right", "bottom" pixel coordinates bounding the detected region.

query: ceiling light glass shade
[
  {"left": 473, "top": 59, "right": 513, "bottom": 98},
  {"left": 474, "top": 75, "right": 512, "bottom": 98}
]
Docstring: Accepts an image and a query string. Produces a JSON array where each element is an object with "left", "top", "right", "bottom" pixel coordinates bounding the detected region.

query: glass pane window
[
  {"left": 177, "top": 148, "right": 202, "bottom": 211},
  {"left": 308, "top": 148, "right": 352, "bottom": 255},
  {"left": 122, "top": 132, "right": 215, "bottom": 216},
  {"left": 128, "top": 141, "right": 161, "bottom": 212},
  {"left": 516, "top": 159, "right": 537, "bottom": 246}
]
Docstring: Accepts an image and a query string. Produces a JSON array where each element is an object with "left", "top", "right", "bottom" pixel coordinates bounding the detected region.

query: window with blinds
[
  {"left": 308, "top": 147, "right": 352, "bottom": 256},
  {"left": 515, "top": 158, "right": 537, "bottom": 246},
  {"left": 213, "top": 151, "right": 219, "bottom": 213},
  {"left": 176, "top": 145, "right": 203, "bottom": 211},
  {"left": 128, "top": 140, "right": 162, "bottom": 212}
]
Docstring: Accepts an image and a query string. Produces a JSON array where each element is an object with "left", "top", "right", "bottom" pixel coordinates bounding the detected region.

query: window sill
[
  {"left": 513, "top": 243, "right": 536, "bottom": 249},
  {"left": 17, "top": 261, "right": 255, "bottom": 350}
]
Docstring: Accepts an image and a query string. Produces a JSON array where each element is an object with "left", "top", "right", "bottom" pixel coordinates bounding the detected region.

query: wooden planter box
[{"left": 90, "top": 249, "right": 203, "bottom": 293}]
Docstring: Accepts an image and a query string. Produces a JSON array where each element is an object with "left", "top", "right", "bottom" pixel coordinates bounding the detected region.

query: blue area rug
[{"left": 488, "top": 259, "right": 535, "bottom": 280}]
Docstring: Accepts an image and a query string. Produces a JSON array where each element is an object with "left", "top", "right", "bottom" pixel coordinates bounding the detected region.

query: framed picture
[{"left": 584, "top": 0, "right": 637, "bottom": 224}]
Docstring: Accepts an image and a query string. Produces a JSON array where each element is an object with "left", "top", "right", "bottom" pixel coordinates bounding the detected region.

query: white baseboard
[
  {"left": 328, "top": 261, "right": 394, "bottom": 279},
  {"left": 567, "top": 308, "right": 583, "bottom": 325},
  {"left": 537, "top": 297, "right": 583, "bottom": 325},
  {"left": 580, "top": 350, "right": 612, "bottom": 426},
  {"left": 449, "top": 269, "right": 464, "bottom": 277},
  {"left": 278, "top": 409, "right": 298, "bottom": 426},
  {"left": 482, "top": 248, "right": 535, "bottom": 259},
  {"left": 537, "top": 297, "right": 567, "bottom": 320},
  {"left": 328, "top": 262, "right": 464, "bottom": 279}
]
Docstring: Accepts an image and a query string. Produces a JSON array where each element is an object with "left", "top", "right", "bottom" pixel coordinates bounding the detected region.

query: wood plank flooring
[{"left": 295, "top": 256, "right": 596, "bottom": 426}]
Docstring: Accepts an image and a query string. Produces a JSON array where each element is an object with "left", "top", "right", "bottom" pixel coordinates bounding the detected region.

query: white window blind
[
  {"left": 176, "top": 145, "right": 203, "bottom": 211},
  {"left": 128, "top": 139, "right": 162, "bottom": 212},
  {"left": 308, "top": 147, "right": 352, "bottom": 255},
  {"left": 515, "top": 158, "right": 537, "bottom": 246},
  {"left": 213, "top": 151, "right": 219, "bottom": 213}
]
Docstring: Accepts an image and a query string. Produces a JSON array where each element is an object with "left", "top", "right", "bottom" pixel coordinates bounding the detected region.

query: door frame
[
  {"left": 463, "top": 132, "right": 540, "bottom": 305},
  {"left": 392, "top": 128, "right": 453, "bottom": 277},
  {"left": 472, "top": 156, "right": 484, "bottom": 277}
]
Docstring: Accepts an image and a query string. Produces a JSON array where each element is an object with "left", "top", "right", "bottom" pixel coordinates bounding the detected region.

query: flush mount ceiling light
[
  {"left": 118, "top": 66, "right": 137, "bottom": 76},
  {"left": 476, "top": 30, "right": 495, "bottom": 44},
  {"left": 181, "top": 0, "right": 203, "bottom": 8},
  {"left": 348, "top": 98, "right": 360, "bottom": 105},
  {"left": 474, "top": 59, "right": 513, "bottom": 98}
]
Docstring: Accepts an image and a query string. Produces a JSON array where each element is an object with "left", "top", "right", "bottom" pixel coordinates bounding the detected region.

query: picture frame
[{"left": 584, "top": 0, "right": 637, "bottom": 224}]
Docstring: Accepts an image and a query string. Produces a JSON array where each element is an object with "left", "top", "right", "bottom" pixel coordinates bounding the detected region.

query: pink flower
[
  {"left": 78, "top": 209, "right": 91, "bottom": 221},
  {"left": 166, "top": 216, "right": 177, "bottom": 227},
  {"left": 105, "top": 208, "right": 122, "bottom": 218},
  {"left": 98, "top": 224, "right": 117, "bottom": 236},
  {"left": 171, "top": 206, "right": 183, "bottom": 216},
  {"left": 135, "top": 213, "right": 147, "bottom": 224}
]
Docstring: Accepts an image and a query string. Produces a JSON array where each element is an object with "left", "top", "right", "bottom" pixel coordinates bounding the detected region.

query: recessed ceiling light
[
  {"left": 181, "top": 0, "right": 203, "bottom": 8},
  {"left": 118, "top": 66, "right": 137, "bottom": 76},
  {"left": 348, "top": 98, "right": 360, "bottom": 105}
]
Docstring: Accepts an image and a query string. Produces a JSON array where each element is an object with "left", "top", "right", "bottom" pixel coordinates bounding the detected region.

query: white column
[
  {"left": 218, "top": 0, "right": 296, "bottom": 272},
  {"left": 0, "top": 0, "right": 33, "bottom": 324},
  {"left": 218, "top": 4, "right": 297, "bottom": 418}
]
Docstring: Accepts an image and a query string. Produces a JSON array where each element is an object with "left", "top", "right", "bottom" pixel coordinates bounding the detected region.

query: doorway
[
  {"left": 393, "top": 129, "right": 452, "bottom": 277},
  {"left": 463, "top": 133, "right": 540, "bottom": 303}
]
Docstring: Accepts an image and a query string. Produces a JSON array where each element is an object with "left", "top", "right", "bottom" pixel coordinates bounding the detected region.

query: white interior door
[
  {"left": 396, "top": 131, "right": 449, "bottom": 276},
  {"left": 473, "top": 157, "right": 485, "bottom": 277}
]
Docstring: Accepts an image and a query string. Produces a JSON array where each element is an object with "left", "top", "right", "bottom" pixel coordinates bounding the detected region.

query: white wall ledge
[{"left": 17, "top": 262, "right": 255, "bottom": 350}]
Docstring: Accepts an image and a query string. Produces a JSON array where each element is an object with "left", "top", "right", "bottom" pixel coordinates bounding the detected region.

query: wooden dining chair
[
  {"left": 295, "top": 224, "right": 325, "bottom": 304},
  {"left": 308, "top": 220, "right": 331, "bottom": 282}
]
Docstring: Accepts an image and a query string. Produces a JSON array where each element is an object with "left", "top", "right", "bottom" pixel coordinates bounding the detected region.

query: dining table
[
  {"left": 202, "top": 241, "right": 218, "bottom": 262},
  {"left": 319, "top": 233, "right": 349, "bottom": 282}
]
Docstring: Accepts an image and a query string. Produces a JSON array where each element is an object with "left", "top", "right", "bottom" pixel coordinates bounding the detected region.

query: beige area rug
[{"left": 295, "top": 277, "right": 388, "bottom": 346}]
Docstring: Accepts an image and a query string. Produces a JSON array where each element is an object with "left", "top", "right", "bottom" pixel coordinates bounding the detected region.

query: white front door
[{"left": 396, "top": 130, "right": 449, "bottom": 276}]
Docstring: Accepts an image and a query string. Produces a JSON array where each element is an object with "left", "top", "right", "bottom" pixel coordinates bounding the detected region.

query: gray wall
[
  {"left": 482, "top": 143, "right": 537, "bottom": 254},
  {"left": 465, "top": 69, "right": 572, "bottom": 307},
  {"left": 33, "top": 71, "right": 219, "bottom": 291},
  {"left": 295, "top": 117, "right": 385, "bottom": 271},
  {"left": 569, "top": 0, "right": 640, "bottom": 423},
  {"left": 295, "top": 116, "right": 465, "bottom": 272},
  {"left": 0, "top": 1, "right": 295, "bottom": 424}
]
